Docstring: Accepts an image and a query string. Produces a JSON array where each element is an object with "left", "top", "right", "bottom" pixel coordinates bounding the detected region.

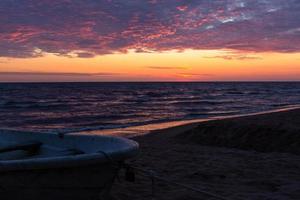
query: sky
[{"left": 0, "top": 0, "right": 300, "bottom": 82}]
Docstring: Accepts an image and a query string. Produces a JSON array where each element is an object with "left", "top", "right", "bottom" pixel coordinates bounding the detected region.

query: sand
[{"left": 112, "top": 109, "right": 300, "bottom": 200}]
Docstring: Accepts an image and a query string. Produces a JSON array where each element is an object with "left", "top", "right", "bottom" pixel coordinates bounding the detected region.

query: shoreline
[{"left": 75, "top": 104, "right": 300, "bottom": 138}]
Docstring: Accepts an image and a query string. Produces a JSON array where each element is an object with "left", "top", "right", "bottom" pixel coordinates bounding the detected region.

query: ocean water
[{"left": 0, "top": 82, "right": 300, "bottom": 134}]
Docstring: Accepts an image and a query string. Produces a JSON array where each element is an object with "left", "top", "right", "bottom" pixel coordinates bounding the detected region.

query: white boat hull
[{"left": 0, "top": 130, "right": 139, "bottom": 200}]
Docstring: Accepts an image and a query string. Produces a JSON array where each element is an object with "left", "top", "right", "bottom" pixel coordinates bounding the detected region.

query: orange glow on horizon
[{"left": 0, "top": 49, "right": 300, "bottom": 82}]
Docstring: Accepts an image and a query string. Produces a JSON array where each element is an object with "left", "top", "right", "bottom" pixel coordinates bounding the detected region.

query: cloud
[
  {"left": 0, "top": 0, "right": 299, "bottom": 58},
  {"left": 178, "top": 73, "right": 214, "bottom": 77},
  {"left": 205, "top": 54, "right": 262, "bottom": 60},
  {"left": 0, "top": 71, "right": 181, "bottom": 82},
  {"left": 0, "top": 72, "right": 121, "bottom": 76},
  {"left": 146, "top": 66, "right": 188, "bottom": 70}
]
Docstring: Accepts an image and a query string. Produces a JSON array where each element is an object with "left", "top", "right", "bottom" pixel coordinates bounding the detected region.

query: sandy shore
[{"left": 112, "top": 109, "right": 300, "bottom": 200}]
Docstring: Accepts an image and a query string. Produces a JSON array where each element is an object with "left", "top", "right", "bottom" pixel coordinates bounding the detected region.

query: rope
[
  {"left": 97, "top": 150, "right": 114, "bottom": 163},
  {"left": 150, "top": 170, "right": 155, "bottom": 199},
  {"left": 124, "top": 164, "right": 231, "bottom": 200},
  {"left": 92, "top": 152, "right": 231, "bottom": 200}
]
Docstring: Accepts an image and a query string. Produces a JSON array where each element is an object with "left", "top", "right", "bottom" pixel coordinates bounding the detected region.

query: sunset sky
[{"left": 0, "top": 0, "right": 300, "bottom": 82}]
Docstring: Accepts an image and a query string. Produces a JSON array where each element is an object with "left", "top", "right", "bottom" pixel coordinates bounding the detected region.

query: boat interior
[
  {"left": 0, "top": 140, "right": 85, "bottom": 161},
  {"left": 0, "top": 130, "right": 138, "bottom": 163}
]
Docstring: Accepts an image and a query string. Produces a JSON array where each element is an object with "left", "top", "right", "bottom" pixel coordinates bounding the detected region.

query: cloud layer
[{"left": 1, "top": 0, "right": 300, "bottom": 58}]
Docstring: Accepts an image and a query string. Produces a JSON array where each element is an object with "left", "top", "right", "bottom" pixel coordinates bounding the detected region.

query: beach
[
  {"left": 112, "top": 108, "right": 300, "bottom": 200},
  {"left": 2, "top": 0, "right": 300, "bottom": 199}
]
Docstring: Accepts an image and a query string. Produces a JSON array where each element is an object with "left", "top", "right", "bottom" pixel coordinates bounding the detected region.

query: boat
[{"left": 0, "top": 129, "right": 139, "bottom": 200}]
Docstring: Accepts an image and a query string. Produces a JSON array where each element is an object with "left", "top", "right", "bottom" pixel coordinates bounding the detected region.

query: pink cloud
[{"left": 0, "top": 0, "right": 299, "bottom": 58}]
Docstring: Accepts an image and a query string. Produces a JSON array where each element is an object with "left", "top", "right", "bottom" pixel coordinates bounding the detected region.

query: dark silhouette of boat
[{"left": 0, "top": 130, "right": 138, "bottom": 200}]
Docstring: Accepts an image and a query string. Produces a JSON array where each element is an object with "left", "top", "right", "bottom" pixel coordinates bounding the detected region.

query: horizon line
[{"left": 1, "top": 81, "right": 300, "bottom": 84}]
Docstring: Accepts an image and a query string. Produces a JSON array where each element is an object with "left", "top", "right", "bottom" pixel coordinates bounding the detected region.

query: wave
[{"left": 170, "top": 99, "right": 237, "bottom": 106}]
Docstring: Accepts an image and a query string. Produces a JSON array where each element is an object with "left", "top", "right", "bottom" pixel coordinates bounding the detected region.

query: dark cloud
[
  {"left": 0, "top": 71, "right": 173, "bottom": 82},
  {"left": 0, "top": 72, "right": 121, "bottom": 76},
  {"left": 0, "top": 0, "right": 299, "bottom": 58}
]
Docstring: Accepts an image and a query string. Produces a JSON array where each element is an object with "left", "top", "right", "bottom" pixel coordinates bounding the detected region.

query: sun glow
[{"left": 1, "top": 49, "right": 300, "bottom": 82}]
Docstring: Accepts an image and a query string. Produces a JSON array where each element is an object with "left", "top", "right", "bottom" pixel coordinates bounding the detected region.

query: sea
[{"left": 0, "top": 82, "right": 300, "bottom": 135}]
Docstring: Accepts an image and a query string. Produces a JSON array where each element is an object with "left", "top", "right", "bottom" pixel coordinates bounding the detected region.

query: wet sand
[{"left": 112, "top": 109, "right": 300, "bottom": 200}]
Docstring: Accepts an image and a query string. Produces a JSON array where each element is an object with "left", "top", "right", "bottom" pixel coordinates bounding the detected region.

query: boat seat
[
  {"left": 28, "top": 148, "right": 85, "bottom": 159},
  {"left": 0, "top": 140, "right": 84, "bottom": 160},
  {"left": 0, "top": 141, "right": 42, "bottom": 154},
  {"left": 0, "top": 141, "right": 42, "bottom": 161}
]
